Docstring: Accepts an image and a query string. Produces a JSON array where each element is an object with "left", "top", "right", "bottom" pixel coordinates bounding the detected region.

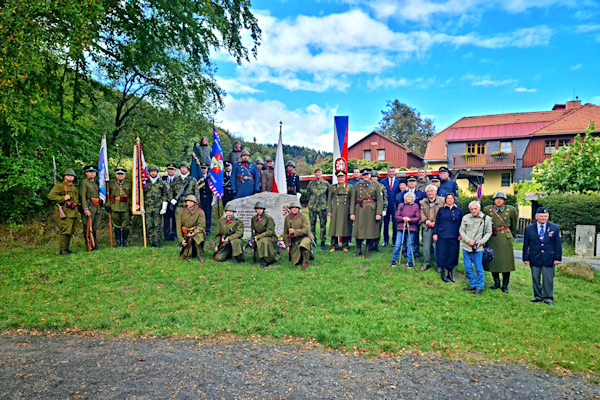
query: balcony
[{"left": 452, "top": 153, "right": 517, "bottom": 171}]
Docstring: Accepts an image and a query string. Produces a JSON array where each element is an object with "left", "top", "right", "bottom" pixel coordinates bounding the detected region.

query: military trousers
[
  {"left": 309, "top": 209, "right": 327, "bottom": 242},
  {"left": 112, "top": 211, "right": 131, "bottom": 229},
  {"left": 146, "top": 209, "right": 162, "bottom": 245},
  {"left": 59, "top": 216, "right": 78, "bottom": 236},
  {"left": 81, "top": 210, "right": 102, "bottom": 235},
  {"left": 214, "top": 238, "right": 244, "bottom": 261}
]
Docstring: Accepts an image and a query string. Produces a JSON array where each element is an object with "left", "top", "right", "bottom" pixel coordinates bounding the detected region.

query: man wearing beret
[
  {"left": 48, "top": 169, "right": 80, "bottom": 255},
  {"left": 437, "top": 166, "right": 459, "bottom": 199},
  {"left": 162, "top": 163, "right": 178, "bottom": 240},
  {"left": 108, "top": 168, "right": 132, "bottom": 247},
  {"left": 169, "top": 161, "right": 198, "bottom": 210},
  {"left": 80, "top": 165, "right": 101, "bottom": 250},
  {"left": 523, "top": 207, "right": 562, "bottom": 306},
  {"left": 145, "top": 165, "right": 168, "bottom": 247}
]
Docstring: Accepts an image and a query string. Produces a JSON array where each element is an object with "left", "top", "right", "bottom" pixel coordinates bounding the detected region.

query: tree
[{"left": 377, "top": 100, "right": 435, "bottom": 156}]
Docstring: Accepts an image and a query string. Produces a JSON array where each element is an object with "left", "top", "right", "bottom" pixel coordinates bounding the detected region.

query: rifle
[
  {"left": 86, "top": 216, "right": 95, "bottom": 252},
  {"left": 180, "top": 226, "right": 197, "bottom": 259},
  {"left": 288, "top": 233, "right": 294, "bottom": 261},
  {"left": 52, "top": 156, "right": 67, "bottom": 219},
  {"left": 213, "top": 224, "right": 235, "bottom": 260},
  {"left": 169, "top": 177, "right": 192, "bottom": 211}
]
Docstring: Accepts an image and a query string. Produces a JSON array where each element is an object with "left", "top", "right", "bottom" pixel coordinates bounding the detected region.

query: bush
[
  {"left": 458, "top": 194, "right": 518, "bottom": 215},
  {"left": 538, "top": 193, "right": 600, "bottom": 235}
]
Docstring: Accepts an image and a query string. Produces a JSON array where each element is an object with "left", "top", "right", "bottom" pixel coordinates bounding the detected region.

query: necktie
[
  {"left": 390, "top": 178, "right": 393, "bottom": 190},
  {"left": 539, "top": 225, "right": 545, "bottom": 241}
]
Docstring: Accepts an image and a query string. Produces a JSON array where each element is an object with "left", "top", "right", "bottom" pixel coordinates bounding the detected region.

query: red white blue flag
[
  {"left": 333, "top": 116, "right": 349, "bottom": 180},
  {"left": 97, "top": 134, "right": 109, "bottom": 203},
  {"left": 132, "top": 138, "right": 149, "bottom": 215}
]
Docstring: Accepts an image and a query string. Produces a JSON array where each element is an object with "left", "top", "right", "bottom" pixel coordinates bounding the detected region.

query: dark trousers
[
  {"left": 222, "top": 190, "right": 233, "bottom": 207},
  {"left": 201, "top": 199, "right": 212, "bottom": 235},
  {"left": 530, "top": 265, "right": 555, "bottom": 302},
  {"left": 382, "top": 207, "right": 397, "bottom": 244},
  {"left": 163, "top": 208, "right": 176, "bottom": 240},
  {"left": 435, "top": 238, "right": 459, "bottom": 271}
]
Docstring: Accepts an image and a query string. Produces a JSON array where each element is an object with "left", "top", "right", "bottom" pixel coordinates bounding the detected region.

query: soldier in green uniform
[
  {"left": 169, "top": 161, "right": 198, "bottom": 209},
  {"left": 483, "top": 192, "right": 518, "bottom": 293},
  {"left": 176, "top": 195, "right": 206, "bottom": 262},
  {"left": 251, "top": 201, "right": 280, "bottom": 267},
  {"left": 48, "top": 168, "right": 80, "bottom": 255},
  {"left": 108, "top": 167, "right": 132, "bottom": 247},
  {"left": 214, "top": 203, "right": 245, "bottom": 263},
  {"left": 306, "top": 167, "right": 330, "bottom": 250},
  {"left": 145, "top": 165, "right": 168, "bottom": 248},
  {"left": 284, "top": 201, "right": 312, "bottom": 270},
  {"left": 350, "top": 169, "right": 383, "bottom": 259},
  {"left": 327, "top": 171, "right": 352, "bottom": 252},
  {"left": 370, "top": 170, "right": 387, "bottom": 252},
  {"left": 79, "top": 165, "right": 101, "bottom": 250}
]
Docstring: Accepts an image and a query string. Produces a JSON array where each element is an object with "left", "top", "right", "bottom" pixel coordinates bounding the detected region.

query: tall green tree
[{"left": 377, "top": 100, "right": 435, "bottom": 156}]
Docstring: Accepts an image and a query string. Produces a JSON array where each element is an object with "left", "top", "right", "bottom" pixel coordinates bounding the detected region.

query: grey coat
[{"left": 459, "top": 212, "right": 493, "bottom": 252}]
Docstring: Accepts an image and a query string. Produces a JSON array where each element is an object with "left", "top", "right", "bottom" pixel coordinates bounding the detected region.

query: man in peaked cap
[
  {"left": 48, "top": 168, "right": 80, "bottom": 255},
  {"left": 231, "top": 150, "right": 259, "bottom": 199},
  {"left": 108, "top": 167, "right": 132, "bottom": 247},
  {"left": 350, "top": 169, "right": 383, "bottom": 259},
  {"left": 222, "top": 161, "right": 234, "bottom": 207},
  {"left": 197, "top": 161, "right": 214, "bottom": 235},
  {"left": 162, "top": 163, "right": 178, "bottom": 240},
  {"left": 261, "top": 156, "right": 275, "bottom": 192},
  {"left": 437, "top": 166, "right": 459, "bottom": 199},
  {"left": 176, "top": 194, "right": 206, "bottom": 262},
  {"left": 145, "top": 165, "right": 168, "bottom": 247},
  {"left": 80, "top": 165, "right": 101, "bottom": 250},
  {"left": 327, "top": 170, "right": 353, "bottom": 252}
]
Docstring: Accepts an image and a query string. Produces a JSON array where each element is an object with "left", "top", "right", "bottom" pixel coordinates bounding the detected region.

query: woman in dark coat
[{"left": 433, "top": 193, "right": 464, "bottom": 282}]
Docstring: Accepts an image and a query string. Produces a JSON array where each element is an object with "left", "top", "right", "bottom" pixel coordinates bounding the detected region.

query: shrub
[{"left": 538, "top": 193, "right": 600, "bottom": 235}]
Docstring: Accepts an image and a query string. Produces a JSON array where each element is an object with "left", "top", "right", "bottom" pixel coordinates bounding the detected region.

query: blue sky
[{"left": 214, "top": 0, "right": 600, "bottom": 152}]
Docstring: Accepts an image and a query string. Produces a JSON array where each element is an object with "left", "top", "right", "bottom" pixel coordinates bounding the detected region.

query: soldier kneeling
[
  {"left": 251, "top": 201, "right": 280, "bottom": 268},
  {"left": 284, "top": 201, "right": 313, "bottom": 270},
  {"left": 214, "top": 204, "right": 245, "bottom": 263},
  {"left": 177, "top": 195, "right": 206, "bottom": 262}
]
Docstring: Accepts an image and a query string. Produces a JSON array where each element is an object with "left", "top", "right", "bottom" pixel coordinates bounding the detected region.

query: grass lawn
[{"left": 1, "top": 227, "right": 598, "bottom": 380}]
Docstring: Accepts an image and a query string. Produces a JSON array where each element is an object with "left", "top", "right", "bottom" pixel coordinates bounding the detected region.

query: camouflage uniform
[
  {"left": 48, "top": 170, "right": 80, "bottom": 254},
  {"left": 79, "top": 173, "right": 102, "bottom": 249},
  {"left": 144, "top": 175, "right": 168, "bottom": 247},
  {"left": 108, "top": 176, "right": 132, "bottom": 246},
  {"left": 214, "top": 215, "right": 244, "bottom": 262},
  {"left": 169, "top": 174, "right": 198, "bottom": 209},
  {"left": 306, "top": 178, "right": 329, "bottom": 245}
]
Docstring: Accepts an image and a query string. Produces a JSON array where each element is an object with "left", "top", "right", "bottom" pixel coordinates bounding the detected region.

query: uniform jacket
[
  {"left": 438, "top": 178, "right": 459, "bottom": 198},
  {"left": 380, "top": 175, "right": 401, "bottom": 211},
  {"left": 232, "top": 161, "right": 260, "bottom": 198},
  {"left": 144, "top": 177, "right": 167, "bottom": 211},
  {"left": 169, "top": 175, "right": 198, "bottom": 208},
  {"left": 286, "top": 172, "right": 300, "bottom": 195},
  {"left": 176, "top": 207, "right": 206, "bottom": 245},
  {"left": 48, "top": 181, "right": 80, "bottom": 218},
  {"left": 482, "top": 204, "right": 518, "bottom": 273},
  {"left": 327, "top": 183, "right": 352, "bottom": 237},
  {"left": 215, "top": 216, "right": 244, "bottom": 241},
  {"left": 419, "top": 196, "right": 445, "bottom": 230},
  {"left": 162, "top": 174, "right": 176, "bottom": 192},
  {"left": 223, "top": 171, "right": 233, "bottom": 197},
  {"left": 523, "top": 222, "right": 562, "bottom": 267},
  {"left": 306, "top": 179, "right": 330, "bottom": 212},
  {"left": 197, "top": 173, "right": 213, "bottom": 204},
  {"left": 108, "top": 180, "right": 132, "bottom": 212},
  {"left": 80, "top": 179, "right": 101, "bottom": 214},
  {"left": 284, "top": 212, "right": 312, "bottom": 265},
  {"left": 350, "top": 181, "right": 384, "bottom": 239}
]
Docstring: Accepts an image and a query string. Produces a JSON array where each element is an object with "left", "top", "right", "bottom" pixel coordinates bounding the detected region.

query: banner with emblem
[
  {"left": 97, "top": 134, "right": 109, "bottom": 203},
  {"left": 209, "top": 127, "right": 224, "bottom": 199},
  {"left": 333, "top": 116, "right": 349, "bottom": 181},
  {"left": 131, "top": 137, "right": 149, "bottom": 215}
]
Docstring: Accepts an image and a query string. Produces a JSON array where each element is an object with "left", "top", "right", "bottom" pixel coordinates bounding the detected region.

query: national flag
[
  {"left": 132, "top": 138, "right": 149, "bottom": 215},
  {"left": 98, "top": 134, "right": 109, "bottom": 203},
  {"left": 332, "top": 116, "right": 349, "bottom": 181},
  {"left": 209, "top": 127, "right": 224, "bottom": 199},
  {"left": 273, "top": 126, "right": 286, "bottom": 194}
]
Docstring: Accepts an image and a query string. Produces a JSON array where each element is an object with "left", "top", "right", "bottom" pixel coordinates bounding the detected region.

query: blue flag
[
  {"left": 190, "top": 142, "right": 202, "bottom": 181},
  {"left": 209, "top": 127, "right": 224, "bottom": 199}
]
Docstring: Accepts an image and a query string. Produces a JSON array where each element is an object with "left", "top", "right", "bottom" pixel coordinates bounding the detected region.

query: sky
[{"left": 214, "top": 0, "right": 600, "bottom": 152}]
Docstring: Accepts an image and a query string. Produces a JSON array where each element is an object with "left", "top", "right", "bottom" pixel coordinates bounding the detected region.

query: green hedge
[
  {"left": 457, "top": 194, "right": 518, "bottom": 215},
  {"left": 538, "top": 193, "right": 600, "bottom": 234}
]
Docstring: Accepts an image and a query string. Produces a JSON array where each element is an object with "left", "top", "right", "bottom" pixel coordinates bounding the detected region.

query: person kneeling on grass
[
  {"left": 177, "top": 195, "right": 206, "bottom": 262},
  {"left": 391, "top": 192, "right": 420, "bottom": 269},
  {"left": 459, "top": 201, "right": 493, "bottom": 295},
  {"left": 251, "top": 201, "right": 280, "bottom": 268},
  {"left": 214, "top": 203, "right": 245, "bottom": 263}
]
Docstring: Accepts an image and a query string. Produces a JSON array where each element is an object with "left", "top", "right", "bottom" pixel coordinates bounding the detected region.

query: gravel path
[{"left": 1, "top": 333, "right": 598, "bottom": 399}]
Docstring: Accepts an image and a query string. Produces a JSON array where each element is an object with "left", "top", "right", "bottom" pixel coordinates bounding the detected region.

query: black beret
[{"left": 536, "top": 207, "right": 549, "bottom": 214}]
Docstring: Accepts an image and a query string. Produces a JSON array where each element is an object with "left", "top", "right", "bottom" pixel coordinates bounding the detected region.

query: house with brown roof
[
  {"left": 424, "top": 98, "right": 599, "bottom": 200},
  {"left": 349, "top": 131, "right": 424, "bottom": 169}
]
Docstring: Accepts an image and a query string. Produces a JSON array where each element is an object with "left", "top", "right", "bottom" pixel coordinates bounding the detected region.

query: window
[
  {"left": 500, "top": 141, "right": 512, "bottom": 153},
  {"left": 544, "top": 140, "right": 556, "bottom": 154},
  {"left": 363, "top": 149, "right": 371, "bottom": 161},
  {"left": 558, "top": 139, "right": 570, "bottom": 149},
  {"left": 466, "top": 142, "right": 486, "bottom": 154},
  {"left": 501, "top": 173, "right": 512, "bottom": 187},
  {"left": 377, "top": 149, "right": 385, "bottom": 161}
]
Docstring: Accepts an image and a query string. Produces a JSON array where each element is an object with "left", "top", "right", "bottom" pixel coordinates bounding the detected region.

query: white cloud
[
  {"left": 570, "top": 63, "right": 582, "bottom": 71},
  {"left": 462, "top": 73, "right": 517, "bottom": 87},
  {"left": 515, "top": 87, "right": 537, "bottom": 92},
  {"left": 366, "top": 76, "right": 435, "bottom": 90},
  {"left": 216, "top": 77, "right": 261, "bottom": 94},
  {"left": 576, "top": 24, "right": 600, "bottom": 33}
]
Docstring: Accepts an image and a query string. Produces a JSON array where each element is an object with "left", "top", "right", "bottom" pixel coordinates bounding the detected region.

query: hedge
[{"left": 538, "top": 193, "right": 600, "bottom": 236}]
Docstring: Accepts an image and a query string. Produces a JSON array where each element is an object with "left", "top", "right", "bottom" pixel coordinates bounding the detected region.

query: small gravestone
[
  {"left": 558, "top": 260, "right": 596, "bottom": 281},
  {"left": 225, "top": 192, "right": 298, "bottom": 238},
  {"left": 575, "top": 225, "right": 596, "bottom": 257}
]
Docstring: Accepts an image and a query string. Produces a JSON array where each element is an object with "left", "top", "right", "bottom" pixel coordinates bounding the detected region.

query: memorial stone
[{"left": 575, "top": 225, "right": 596, "bottom": 257}]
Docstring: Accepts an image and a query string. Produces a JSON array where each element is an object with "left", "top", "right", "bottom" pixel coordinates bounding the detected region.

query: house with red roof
[{"left": 348, "top": 131, "right": 424, "bottom": 169}]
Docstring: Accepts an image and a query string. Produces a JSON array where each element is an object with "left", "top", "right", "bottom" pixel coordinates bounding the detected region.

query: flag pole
[
  {"left": 136, "top": 137, "right": 148, "bottom": 248},
  {"left": 214, "top": 121, "right": 220, "bottom": 217}
]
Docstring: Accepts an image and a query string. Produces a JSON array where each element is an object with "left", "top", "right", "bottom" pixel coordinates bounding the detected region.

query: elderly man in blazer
[{"left": 523, "top": 207, "right": 562, "bottom": 306}]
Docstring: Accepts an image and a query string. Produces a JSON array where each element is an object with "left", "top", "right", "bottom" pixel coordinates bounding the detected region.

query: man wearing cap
[
  {"left": 251, "top": 201, "right": 280, "bottom": 267},
  {"left": 214, "top": 203, "right": 245, "bottom": 263},
  {"left": 416, "top": 168, "right": 431, "bottom": 192},
  {"left": 80, "top": 165, "right": 101, "bottom": 250},
  {"left": 145, "top": 165, "right": 168, "bottom": 247},
  {"left": 437, "top": 166, "right": 459, "bottom": 199},
  {"left": 284, "top": 201, "right": 312, "bottom": 270},
  {"left": 285, "top": 160, "right": 301, "bottom": 198},
  {"left": 380, "top": 166, "right": 400, "bottom": 247},
  {"left": 327, "top": 171, "right": 352, "bottom": 252},
  {"left": 177, "top": 195, "right": 206, "bottom": 262},
  {"left": 261, "top": 156, "right": 274, "bottom": 192},
  {"left": 483, "top": 192, "right": 518, "bottom": 293},
  {"left": 169, "top": 161, "right": 198, "bottom": 210},
  {"left": 222, "top": 161, "right": 234, "bottom": 207},
  {"left": 370, "top": 171, "right": 387, "bottom": 252},
  {"left": 306, "top": 168, "right": 330, "bottom": 250},
  {"left": 48, "top": 168, "right": 80, "bottom": 255},
  {"left": 350, "top": 169, "right": 383, "bottom": 259},
  {"left": 255, "top": 158, "right": 264, "bottom": 191},
  {"left": 197, "top": 162, "right": 214, "bottom": 235},
  {"left": 162, "top": 163, "right": 178, "bottom": 240},
  {"left": 228, "top": 141, "right": 243, "bottom": 164},
  {"left": 108, "top": 168, "right": 132, "bottom": 247},
  {"left": 232, "top": 150, "right": 260, "bottom": 199},
  {"left": 523, "top": 207, "right": 562, "bottom": 306}
]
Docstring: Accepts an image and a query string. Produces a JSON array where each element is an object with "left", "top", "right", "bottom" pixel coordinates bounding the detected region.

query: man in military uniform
[
  {"left": 222, "top": 162, "right": 234, "bottom": 207},
  {"left": 437, "top": 166, "right": 459, "bottom": 199},
  {"left": 370, "top": 171, "right": 387, "bottom": 252},
  {"left": 197, "top": 162, "right": 214, "bottom": 235},
  {"left": 327, "top": 171, "right": 352, "bottom": 252},
  {"left": 350, "top": 169, "right": 383, "bottom": 259},
  {"left": 232, "top": 150, "right": 260, "bottom": 199},
  {"left": 162, "top": 163, "right": 177, "bottom": 240},
  {"left": 416, "top": 168, "right": 431, "bottom": 192},
  {"left": 256, "top": 158, "right": 264, "bottom": 191},
  {"left": 145, "top": 165, "right": 168, "bottom": 247},
  {"left": 214, "top": 203, "right": 245, "bottom": 263},
  {"left": 48, "top": 168, "right": 80, "bottom": 255},
  {"left": 80, "top": 165, "right": 101, "bottom": 250},
  {"left": 177, "top": 195, "right": 206, "bottom": 262},
  {"left": 483, "top": 192, "right": 518, "bottom": 293},
  {"left": 285, "top": 160, "right": 301, "bottom": 199},
  {"left": 284, "top": 201, "right": 312, "bottom": 270},
  {"left": 108, "top": 168, "right": 132, "bottom": 247},
  {"left": 306, "top": 168, "right": 330, "bottom": 250},
  {"left": 251, "top": 201, "right": 280, "bottom": 267},
  {"left": 169, "top": 161, "right": 198, "bottom": 209},
  {"left": 261, "top": 156, "right": 274, "bottom": 192}
]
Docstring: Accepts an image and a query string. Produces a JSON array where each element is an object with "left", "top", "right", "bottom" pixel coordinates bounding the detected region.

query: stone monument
[
  {"left": 575, "top": 225, "right": 596, "bottom": 257},
  {"left": 225, "top": 192, "right": 298, "bottom": 238}
]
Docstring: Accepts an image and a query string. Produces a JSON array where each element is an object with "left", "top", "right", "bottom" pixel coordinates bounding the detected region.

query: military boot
[
  {"left": 353, "top": 239, "right": 363, "bottom": 257},
  {"left": 364, "top": 240, "right": 371, "bottom": 259},
  {"left": 115, "top": 228, "right": 122, "bottom": 247},
  {"left": 501, "top": 273, "right": 510, "bottom": 293},
  {"left": 490, "top": 273, "right": 501, "bottom": 290},
  {"left": 122, "top": 229, "right": 129, "bottom": 247},
  {"left": 320, "top": 240, "right": 325, "bottom": 250},
  {"left": 197, "top": 247, "right": 205, "bottom": 263},
  {"left": 58, "top": 235, "right": 70, "bottom": 255}
]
